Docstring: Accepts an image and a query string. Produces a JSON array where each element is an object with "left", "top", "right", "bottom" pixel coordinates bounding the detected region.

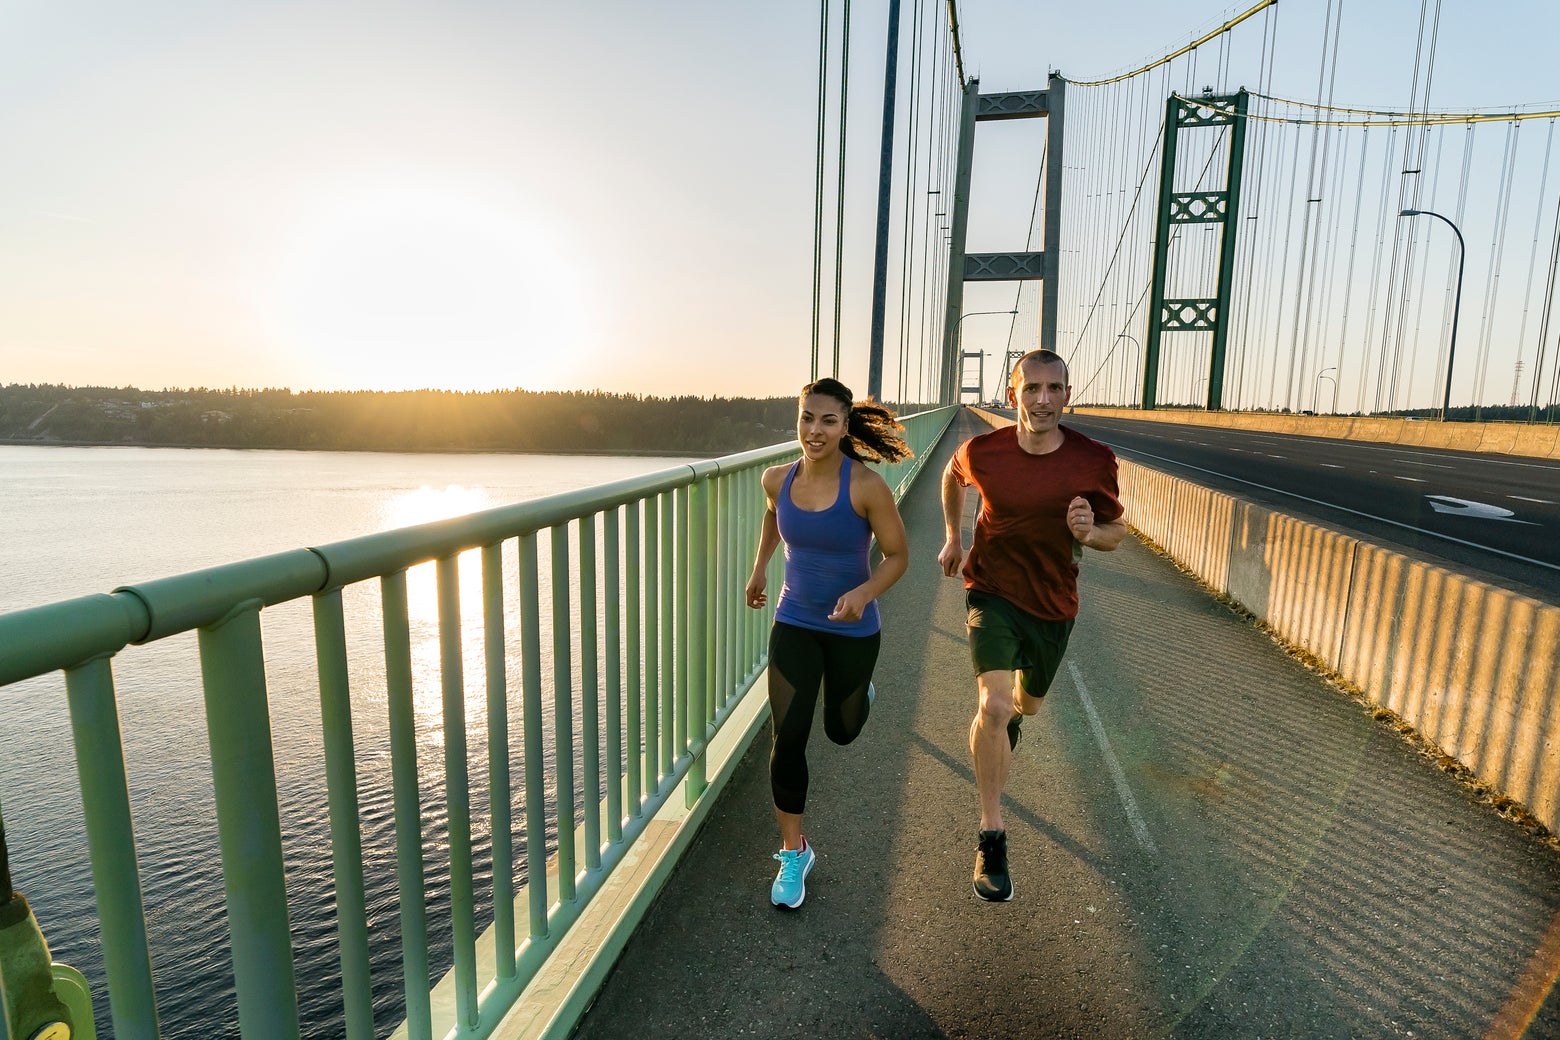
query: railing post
[
  {"left": 674, "top": 487, "right": 691, "bottom": 804},
  {"left": 196, "top": 600, "right": 300, "bottom": 1040},
  {"left": 551, "top": 527, "right": 577, "bottom": 901},
  {"left": 436, "top": 555, "right": 479, "bottom": 1032},
  {"left": 380, "top": 572, "right": 432, "bottom": 1039},
  {"left": 64, "top": 655, "right": 158, "bottom": 1039},
  {"left": 659, "top": 494, "right": 675, "bottom": 781},
  {"left": 516, "top": 535, "right": 549, "bottom": 942},
  {"left": 686, "top": 479, "right": 709, "bottom": 806},
  {"left": 603, "top": 508, "right": 624, "bottom": 843},
  {"left": 579, "top": 513, "right": 602, "bottom": 871},
  {"left": 481, "top": 544, "right": 516, "bottom": 981},
  {"left": 312, "top": 589, "right": 373, "bottom": 1040}
]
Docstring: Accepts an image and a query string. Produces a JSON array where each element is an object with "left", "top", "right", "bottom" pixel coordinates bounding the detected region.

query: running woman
[{"left": 745, "top": 377, "right": 911, "bottom": 909}]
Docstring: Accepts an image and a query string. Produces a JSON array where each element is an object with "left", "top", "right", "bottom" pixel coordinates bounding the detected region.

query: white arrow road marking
[{"left": 1425, "top": 496, "right": 1540, "bottom": 525}]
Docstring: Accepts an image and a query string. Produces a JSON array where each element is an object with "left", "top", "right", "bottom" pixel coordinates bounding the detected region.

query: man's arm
[
  {"left": 1066, "top": 496, "right": 1127, "bottom": 551},
  {"left": 937, "top": 457, "right": 968, "bottom": 576}
]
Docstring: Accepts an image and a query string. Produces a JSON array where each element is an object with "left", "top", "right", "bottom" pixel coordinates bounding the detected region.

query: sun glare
[{"left": 266, "top": 181, "right": 588, "bottom": 391}]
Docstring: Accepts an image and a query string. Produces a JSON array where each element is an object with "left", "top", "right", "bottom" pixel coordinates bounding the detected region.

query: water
[{"left": 0, "top": 444, "right": 699, "bottom": 1039}]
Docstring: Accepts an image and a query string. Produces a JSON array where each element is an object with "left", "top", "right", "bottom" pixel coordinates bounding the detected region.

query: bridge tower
[
  {"left": 1143, "top": 89, "right": 1250, "bottom": 410},
  {"left": 939, "top": 74, "right": 1067, "bottom": 404}
]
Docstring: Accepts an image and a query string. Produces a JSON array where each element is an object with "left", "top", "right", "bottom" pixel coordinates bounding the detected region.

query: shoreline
[{"left": 0, "top": 437, "right": 726, "bottom": 459}]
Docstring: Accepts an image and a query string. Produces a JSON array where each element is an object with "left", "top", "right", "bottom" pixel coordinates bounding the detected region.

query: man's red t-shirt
[{"left": 949, "top": 423, "right": 1123, "bottom": 621}]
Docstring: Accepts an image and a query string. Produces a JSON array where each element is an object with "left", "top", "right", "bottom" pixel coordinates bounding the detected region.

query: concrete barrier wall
[
  {"left": 1072, "top": 406, "right": 1560, "bottom": 460},
  {"left": 970, "top": 405, "right": 1559, "bottom": 831},
  {"left": 1117, "top": 453, "right": 1560, "bottom": 834}
]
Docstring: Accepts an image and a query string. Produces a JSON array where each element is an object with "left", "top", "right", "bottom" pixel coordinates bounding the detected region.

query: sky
[{"left": 2, "top": 1, "right": 1556, "bottom": 400}]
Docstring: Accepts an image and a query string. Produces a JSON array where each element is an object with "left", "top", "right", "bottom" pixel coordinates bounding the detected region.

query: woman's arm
[
  {"left": 745, "top": 466, "right": 784, "bottom": 609},
  {"left": 830, "top": 471, "right": 909, "bottom": 622}
]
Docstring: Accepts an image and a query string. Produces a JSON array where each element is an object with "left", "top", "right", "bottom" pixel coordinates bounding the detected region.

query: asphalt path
[
  {"left": 572, "top": 410, "right": 1560, "bottom": 1039},
  {"left": 1056, "top": 412, "right": 1560, "bottom": 606}
]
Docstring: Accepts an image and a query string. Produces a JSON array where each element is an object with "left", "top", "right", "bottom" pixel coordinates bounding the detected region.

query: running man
[{"left": 937, "top": 349, "right": 1126, "bottom": 902}]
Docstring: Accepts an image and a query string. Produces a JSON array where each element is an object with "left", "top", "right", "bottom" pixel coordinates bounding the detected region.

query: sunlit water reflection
[{"left": 0, "top": 445, "right": 696, "bottom": 1039}]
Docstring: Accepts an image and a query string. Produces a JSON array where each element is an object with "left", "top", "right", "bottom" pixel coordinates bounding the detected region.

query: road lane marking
[
  {"left": 1319, "top": 463, "right": 1345, "bottom": 469},
  {"left": 1426, "top": 496, "right": 1540, "bottom": 525},
  {"left": 1105, "top": 444, "right": 1560, "bottom": 575},
  {"left": 1511, "top": 496, "right": 1557, "bottom": 505},
  {"left": 1394, "top": 476, "right": 1427, "bottom": 482},
  {"left": 1070, "top": 661, "right": 1157, "bottom": 855}
]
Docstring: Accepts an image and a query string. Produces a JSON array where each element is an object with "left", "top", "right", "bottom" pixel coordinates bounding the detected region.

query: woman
[{"left": 745, "top": 377, "right": 911, "bottom": 909}]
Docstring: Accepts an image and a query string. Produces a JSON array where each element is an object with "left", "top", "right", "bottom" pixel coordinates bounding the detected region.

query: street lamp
[
  {"left": 1117, "top": 334, "right": 1140, "bottom": 407},
  {"left": 1313, "top": 366, "right": 1337, "bottom": 414},
  {"left": 1400, "top": 208, "right": 1466, "bottom": 421}
]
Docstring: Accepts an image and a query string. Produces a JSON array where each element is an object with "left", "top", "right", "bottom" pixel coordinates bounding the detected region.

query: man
[{"left": 937, "top": 348, "right": 1126, "bottom": 902}]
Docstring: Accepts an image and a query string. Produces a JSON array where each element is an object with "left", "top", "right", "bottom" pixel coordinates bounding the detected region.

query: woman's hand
[
  {"left": 828, "top": 587, "right": 870, "bottom": 623},
  {"left": 745, "top": 572, "right": 768, "bottom": 609}
]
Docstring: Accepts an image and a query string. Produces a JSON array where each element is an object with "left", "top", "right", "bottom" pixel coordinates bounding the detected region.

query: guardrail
[
  {"left": 973, "top": 405, "right": 1560, "bottom": 839},
  {"left": 0, "top": 406, "right": 956, "bottom": 1040}
]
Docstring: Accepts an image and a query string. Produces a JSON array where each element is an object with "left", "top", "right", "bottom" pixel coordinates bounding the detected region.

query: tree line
[{"left": 0, "top": 384, "right": 823, "bottom": 455}]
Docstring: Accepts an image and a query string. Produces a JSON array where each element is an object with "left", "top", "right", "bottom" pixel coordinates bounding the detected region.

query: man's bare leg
[{"left": 971, "top": 669, "right": 1018, "bottom": 832}]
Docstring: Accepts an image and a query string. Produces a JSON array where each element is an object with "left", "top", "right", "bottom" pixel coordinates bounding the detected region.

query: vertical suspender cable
[
  {"left": 1533, "top": 187, "right": 1560, "bottom": 421},
  {"left": 1404, "top": 125, "right": 1447, "bottom": 401},
  {"left": 831, "top": 0, "right": 852, "bottom": 377},
  {"left": 1332, "top": 127, "right": 1372, "bottom": 390},
  {"left": 811, "top": 0, "right": 830, "bottom": 380},
  {"left": 1512, "top": 120, "right": 1556, "bottom": 406},
  {"left": 1472, "top": 121, "right": 1521, "bottom": 415},
  {"left": 896, "top": 0, "right": 926, "bottom": 407},
  {"left": 866, "top": 0, "right": 902, "bottom": 400}
]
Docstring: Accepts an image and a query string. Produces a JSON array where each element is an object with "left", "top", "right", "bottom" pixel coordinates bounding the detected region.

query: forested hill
[{"left": 0, "top": 385, "right": 813, "bottom": 455}]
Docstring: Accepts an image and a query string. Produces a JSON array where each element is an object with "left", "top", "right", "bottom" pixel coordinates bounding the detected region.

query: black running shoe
[
  {"left": 1007, "top": 713, "right": 1023, "bottom": 751},
  {"left": 973, "top": 829, "right": 1014, "bottom": 901}
]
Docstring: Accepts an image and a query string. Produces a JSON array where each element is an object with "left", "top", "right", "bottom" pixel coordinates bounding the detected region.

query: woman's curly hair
[{"left": 799, "top": 378, "right": 913, "bottom": 464}]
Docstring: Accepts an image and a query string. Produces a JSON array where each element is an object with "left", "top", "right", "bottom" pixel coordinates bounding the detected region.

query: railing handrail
[{"left": 0, "top": 406, "right": 959, "bottom": 1040}]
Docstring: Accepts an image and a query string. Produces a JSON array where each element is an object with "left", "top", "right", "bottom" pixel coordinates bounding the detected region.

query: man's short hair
[{"left": 1010, "top": 349, "right": 1069, "bottom": 387}]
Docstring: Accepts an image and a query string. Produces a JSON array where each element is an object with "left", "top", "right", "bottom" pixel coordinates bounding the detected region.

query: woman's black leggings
[{"left": 767, "top": 621, "right": 880, "bottom": 815}]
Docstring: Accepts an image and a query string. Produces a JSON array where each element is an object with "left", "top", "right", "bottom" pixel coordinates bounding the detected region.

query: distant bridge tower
[
  {"left": 939, "top": 74, "right": 1067, "bottom": 404},
  {"left": 1143, "top": 89, "right": 1250, "bottom": 411}
]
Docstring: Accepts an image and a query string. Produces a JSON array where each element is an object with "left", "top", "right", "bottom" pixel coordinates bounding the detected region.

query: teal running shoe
[{"left": 770, "top": 839, "right": 816, "bottom": 909}]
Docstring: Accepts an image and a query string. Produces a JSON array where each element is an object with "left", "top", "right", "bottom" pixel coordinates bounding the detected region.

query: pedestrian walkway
[{"left": 572, "top": 411, "right": 1560, "bottom": 1039}]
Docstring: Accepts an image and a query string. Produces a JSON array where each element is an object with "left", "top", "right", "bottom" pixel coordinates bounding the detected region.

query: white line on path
[
  {"left": 1511, "top": 495, "right": 1557, "bottom": 505},
  {"left": 1069, "top": 661, "right": 1157, "bottom": 855}
]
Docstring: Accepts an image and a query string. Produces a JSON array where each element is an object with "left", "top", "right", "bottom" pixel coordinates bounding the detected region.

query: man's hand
[
  {"left": 937, "top": 538, "right": 965, "bottom": 577},
  {"left": 1066, "top": 496, "right": 1096, "bottom": 544}
]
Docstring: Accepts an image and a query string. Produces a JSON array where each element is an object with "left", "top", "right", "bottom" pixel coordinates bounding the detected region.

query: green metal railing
[{"left": 0, "top": 407, "right": 955, "bottom": 1040}]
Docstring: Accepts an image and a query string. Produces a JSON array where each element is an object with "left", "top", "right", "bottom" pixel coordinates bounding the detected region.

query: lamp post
[
  {"left": 1313, "top": 366, "right": 1337, "bottom": 414},
  {"left": 954, "top": 310, "right": 1018, "bottom": 402},
  {"left": 1117, "top": 334, "right": 1140, "bottom": 407},
  {"left": 1400, "top": 208, "right": 1466, "bottom": 421}
]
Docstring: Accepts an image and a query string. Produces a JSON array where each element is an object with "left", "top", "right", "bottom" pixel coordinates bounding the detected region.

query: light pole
[
  {"left": 1401, "top": 208, "right": 1466, "bottom": 421},
  {"left": 1313, "top": 366, "right": 1337, "bottom": 414},
  {"left": 954, "top": 310, "right": 1017, "bottom": 402},
  {"left": 1117, "top": 334, "right": 1140, "bottom": 407}
]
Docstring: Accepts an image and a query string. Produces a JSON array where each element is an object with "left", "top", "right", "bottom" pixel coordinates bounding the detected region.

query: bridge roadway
[{"left": 570, "top": 411, "right": 1560, "bottom": 1039}]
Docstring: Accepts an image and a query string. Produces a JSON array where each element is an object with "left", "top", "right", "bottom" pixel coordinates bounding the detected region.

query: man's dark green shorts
[{"left": 966, "top": 589, "right": 1074, "bottom": 698}]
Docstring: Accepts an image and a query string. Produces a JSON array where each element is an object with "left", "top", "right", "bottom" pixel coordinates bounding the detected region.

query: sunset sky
[{"left": 2, "top": 1, "right": 1555, "bottom": 399}]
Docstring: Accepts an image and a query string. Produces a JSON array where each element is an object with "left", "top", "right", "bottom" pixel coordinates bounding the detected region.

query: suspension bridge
[{"left": 3, "top": 2, "right": 1559, "bottom": 1038}]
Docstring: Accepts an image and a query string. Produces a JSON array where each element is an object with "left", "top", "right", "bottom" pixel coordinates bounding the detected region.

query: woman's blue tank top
[{"left": 774, "top": 457, "right": 880, "bottom": 636}]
